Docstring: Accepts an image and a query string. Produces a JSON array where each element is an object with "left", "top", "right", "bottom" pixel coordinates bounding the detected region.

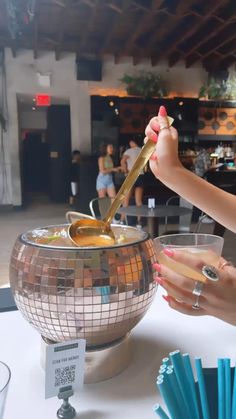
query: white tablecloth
[{"left": 1, "top": 291, "right": 236, "bottom": 419}]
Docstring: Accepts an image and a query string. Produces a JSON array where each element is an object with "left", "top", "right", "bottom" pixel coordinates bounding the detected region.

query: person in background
[
  {"left": 96, "top": 143, "right": 121, "bottom": 198},
  {"left": 194, "top": 147, "right": 213, "bottom": 223},
  {"left": 120, "top": 137, "right": 144, "bottom": 227},
  {"left": 194, "top": 147, "right": 211, "bottom": 178},
  {"left": 144, "top": 105, "right": 236, "bottom": 327},
  {"left": 69, "top": 150, "right": 81, "bottom": 206}
]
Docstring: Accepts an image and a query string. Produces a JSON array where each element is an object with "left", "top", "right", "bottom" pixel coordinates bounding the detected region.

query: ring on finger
[
  {"left": 220, "top": 261, "right": 233, "bottom": 270},
  {"left": 202, "top": 265, "right": 219, "bottom": 282},
  {"left": 192, "top": 294, "right": 200, "bottom": 310},
  {"left": 159, "top": 124, "right": 169, "bottom": 131},
  {"left": 192, "top": 280, "right": 204, "bottom": 296}
]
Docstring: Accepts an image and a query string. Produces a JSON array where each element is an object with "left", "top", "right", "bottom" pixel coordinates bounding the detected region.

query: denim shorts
[{"left": 96, "top": 173, "right": 114, "bottom": 190}]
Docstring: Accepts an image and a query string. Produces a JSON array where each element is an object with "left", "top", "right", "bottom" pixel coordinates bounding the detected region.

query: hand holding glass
[{"left": 154, "top": 233, "right": 224, "bottom": 282}]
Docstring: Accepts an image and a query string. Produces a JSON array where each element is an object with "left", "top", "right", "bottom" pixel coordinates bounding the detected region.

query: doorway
[
  {"left": 21, "top": 130, "right": 49, "bottom": 200},
  {"left": 18, "top": 95, "right": 72, "bottom": 206}
]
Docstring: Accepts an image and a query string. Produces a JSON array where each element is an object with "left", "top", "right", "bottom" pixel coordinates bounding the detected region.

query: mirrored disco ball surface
[{"left": 10, "top": 225, "right": 157, "bottom": 347}]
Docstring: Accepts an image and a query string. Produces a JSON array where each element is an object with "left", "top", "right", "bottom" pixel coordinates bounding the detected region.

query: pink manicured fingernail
[
  {"left": 159, "top": 106, "right": 167, "bottom": 117},
  {"left": 162, "top": 295, "right": 171, "bottom": 303},
  {"left": 163, "top": 248, "right": 174, "bottom": 257},
  {"left": 150, "top": 153, "right": 157, "bottom": 161},
  {"left": 149, "top": 132, "right": 158, "bottom": 143},
  {"left": 153, "top": 263, "right": 161, "bottom": 272},
  {"left": 155, "top": 277, "right": 164, "bottom": 286}
]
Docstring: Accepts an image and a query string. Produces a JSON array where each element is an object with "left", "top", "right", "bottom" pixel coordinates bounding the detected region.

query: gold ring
[
  {"left": 159, "top": 125, "right": 169, "bottom": 131},
  {"left": 220, "top": 261, "right": 233, "bottom": 270}
]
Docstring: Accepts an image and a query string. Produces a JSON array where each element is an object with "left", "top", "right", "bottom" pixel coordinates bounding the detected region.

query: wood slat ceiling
[{"left": 0, "top": 0, "right": 236, "bottom": 70}]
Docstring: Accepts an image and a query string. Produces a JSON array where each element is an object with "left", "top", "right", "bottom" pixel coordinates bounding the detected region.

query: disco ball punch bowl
[
  {"left": 9, "top": 224, "right": 157, "bottom": 381},
  {"left": 10, "top": 224, "right": 157, "bottom": 346}
]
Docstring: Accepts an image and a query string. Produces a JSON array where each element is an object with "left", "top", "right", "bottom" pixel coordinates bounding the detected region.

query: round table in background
[{"left": 117, "top": 205, "right": 192, "bottom": 238}]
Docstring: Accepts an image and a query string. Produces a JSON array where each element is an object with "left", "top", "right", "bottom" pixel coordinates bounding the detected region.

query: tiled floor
[{"left": 0, "top": 195, "right": 236, "bottom": 287}]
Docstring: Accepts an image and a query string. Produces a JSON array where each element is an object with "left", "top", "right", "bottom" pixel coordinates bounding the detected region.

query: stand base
[
  {"left": 41, "top": 334, "right": 132, "bottom": 384},
  {"left": 57, "top": 401, "right": 76, "bottom": 419}
]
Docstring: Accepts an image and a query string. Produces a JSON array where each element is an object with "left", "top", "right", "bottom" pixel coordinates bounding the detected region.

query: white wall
[{"left": 1, "top": 48, "right": 212, "bottom": 205}]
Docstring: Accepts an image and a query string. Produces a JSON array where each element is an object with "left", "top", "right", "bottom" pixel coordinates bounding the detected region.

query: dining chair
[
  {"left": 89, "top": 197, "right": 111, "bottom": 219},
  {"left": 65, "top": 211, "right": 94, "bottom": 223},
  {"left": 194, "top": 213, "right": 226, "bottom": 237},
  {"left": 163, "top": 195, "right": 194, "bottom": 235}
]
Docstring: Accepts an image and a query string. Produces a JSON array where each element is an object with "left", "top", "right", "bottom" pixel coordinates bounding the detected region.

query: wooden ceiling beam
[
  {"left": 180, "top": 19, "right": 236, "bottom": 63},
  {"left": 152, "top": 0, "right": 228, "bottom": 65},
  {"left": 119, "top": 0, "right": 165, "bottom": 58},
  {"left": 106, "top": 2, "right": 123, "bottom": 14},
  {"left": 130, "top": 1, "right": 149, "bottom": 12},
  {"left": 212, "top": 14, "right": 225, "bottom": 23},
  {"left": 142, "top": 0, "right": 200, "bottom": 62},
  {"left": 77, "top": 0, "right": 100, "bottom": 54},
  {"left": 99, "top": 1, "right": 133, "bottom": 54},
  {"left": 186, "top": 32, "right": 236, "bottom": 67},
  {"left": 52, "top": 0, "right": 67, "bottom": 7},
  {"left": 33, "top": 0, "right": 40, "bottom": 59},
  {"left": 33, "top": 19, "right": 39, "bottom": 59},
  {"left": 203, "top": 53, "right": 236, "bottom": 71},
  {"left": 55, "top": 0, "right": 72, "bottom": 60},
  {"left": 80, "top": 0, "right": 96, "bottom": 8},
  {"left": 185, "top": 52, "right": 202, "bottom": 68},
  {"left": 218, "top": 40, "right": 236, "bottom": 56}
]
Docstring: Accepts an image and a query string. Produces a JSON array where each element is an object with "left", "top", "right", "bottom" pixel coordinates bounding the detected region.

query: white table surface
[{"left": 1, "top": 291, "right": 236, "bottom": 419}]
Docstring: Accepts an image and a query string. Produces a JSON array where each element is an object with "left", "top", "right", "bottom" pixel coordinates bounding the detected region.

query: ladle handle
[{"left": 103, "top": 138, "right": 156, "bottom": 225}]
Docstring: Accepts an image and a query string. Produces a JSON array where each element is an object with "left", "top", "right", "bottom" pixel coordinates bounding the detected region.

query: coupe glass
[
  {"left": 0, "top": 362, "right": 11, "bottom": 419},
  {"left": 154, "top": 233, "right": 224, "bottom": 282}
]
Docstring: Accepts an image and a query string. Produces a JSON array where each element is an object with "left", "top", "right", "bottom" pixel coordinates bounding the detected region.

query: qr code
[{"left": 55, "top": 365, "right": 76, "bottom": 387}]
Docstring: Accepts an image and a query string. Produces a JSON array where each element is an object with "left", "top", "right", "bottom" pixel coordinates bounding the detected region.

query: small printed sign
[
  {"left": 45, "top": 339, "right": 86, "bottom": 399},
  {"left": 148, "top": 198, "right": 155, "bottom": 209}
]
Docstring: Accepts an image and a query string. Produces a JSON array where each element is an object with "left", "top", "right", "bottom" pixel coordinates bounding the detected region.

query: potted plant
[
  {"left": 120, "top": 71, "right": 168, "bottom": 99},
  {"left": 199, "top": 75, "right": 236, "bottom": 100}
]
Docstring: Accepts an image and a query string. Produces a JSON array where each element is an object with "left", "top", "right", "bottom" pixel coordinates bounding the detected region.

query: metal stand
[{"left": 57, "top": 387, "right": 76, "bottom": 419}]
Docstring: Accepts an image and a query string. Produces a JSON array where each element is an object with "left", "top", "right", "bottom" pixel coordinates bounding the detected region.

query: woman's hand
[
  {"left": 145, "top": 106, "right": 183, "bottom": 183},
  {"left": 153, "top": 250, "right": 236, "bottom": 326},
  {"left": 113, "top": 166, "right": 122, "bottom": 173}
]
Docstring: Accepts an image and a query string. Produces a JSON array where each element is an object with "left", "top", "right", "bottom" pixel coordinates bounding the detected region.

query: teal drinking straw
[
  {"left": 218, "top": 358, "right": 225, "bottom": 419},
  {"left": 195, "top": 358, "right": 210, "bottom": 419},
  {"left": 224, "top": 358, "right": 231, "bottom": 419},
  {"left": 231, "top": 363, "right": 236, "bottom": 419},
  {"left": 156, "top": 375, "right": 182, "bottom": 419},
  {"left": 166, "top": 368, "right": 187, "bottom": 418},
  {"left": 159, "top": 364, "right": 167, "bottom": 374},
  {"left": 162, "top": 357, "right": 170, "bottom": 365},
  {"left": 153, "top": 404, "right": 170, "bottom": 419},
  {"left": 182, "top": 354, "right": 200, "bottom": 419},
  {"left": 169, "top": 350, "right": 196, "bottom": 419}
]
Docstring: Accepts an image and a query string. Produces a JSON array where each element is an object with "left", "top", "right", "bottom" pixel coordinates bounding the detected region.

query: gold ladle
[{"left": 69, "top": 116, "right": 174, "bottom": 247}]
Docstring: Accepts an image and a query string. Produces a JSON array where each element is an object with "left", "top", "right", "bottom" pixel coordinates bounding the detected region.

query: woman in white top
[{"left": 120, "top": 138, "right": 144, "bottom": 225}]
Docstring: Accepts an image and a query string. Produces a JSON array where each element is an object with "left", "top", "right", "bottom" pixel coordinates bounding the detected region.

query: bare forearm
[{"left": 162, "top": 167, "right": 236, "bottom": 232}]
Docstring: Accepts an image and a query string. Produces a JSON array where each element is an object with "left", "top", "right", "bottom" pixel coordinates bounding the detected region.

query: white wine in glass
[{"left": 154, "top": 234, "right": 224, "bottom": 282}]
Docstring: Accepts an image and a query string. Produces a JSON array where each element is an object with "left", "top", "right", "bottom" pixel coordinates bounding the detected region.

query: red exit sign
[{"left": 35, "top": 94, "right": 51, "bottom": 106}]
